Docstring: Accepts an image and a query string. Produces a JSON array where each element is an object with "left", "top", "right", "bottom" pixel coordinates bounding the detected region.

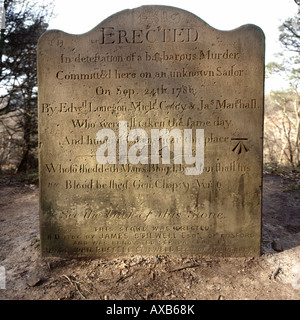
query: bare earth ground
[{"left": 0, "top": 172, "right": 299, "bottom": 300}]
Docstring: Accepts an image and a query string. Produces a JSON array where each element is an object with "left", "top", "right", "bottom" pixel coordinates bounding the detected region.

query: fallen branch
[
  {"left": 169, "top": 264, "right": 201, "bottom": 273},
  {"left": 61, "top": 275, "right": 86, "bottom": 299},
  {"left": 116, "top": 271, "right": 136, "bottom": 283}
]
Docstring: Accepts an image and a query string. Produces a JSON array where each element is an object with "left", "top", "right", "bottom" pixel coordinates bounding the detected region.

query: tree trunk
[{"left": 17, "top": 111, "right": 30, "bottom": 172}]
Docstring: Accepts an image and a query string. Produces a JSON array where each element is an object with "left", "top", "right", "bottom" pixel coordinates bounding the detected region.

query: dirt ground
[{"left": 0, "top": 171, "right": 299, "bottom": 300}]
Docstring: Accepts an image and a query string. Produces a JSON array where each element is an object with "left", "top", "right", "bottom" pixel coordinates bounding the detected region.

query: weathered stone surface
[{"left": 37, "top": 6, "right": 264, "bottom": 257}]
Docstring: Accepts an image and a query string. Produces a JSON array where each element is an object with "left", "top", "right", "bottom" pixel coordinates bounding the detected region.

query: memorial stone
[{"left": 37, "top": 6, "right": 265, "bottom": 257}]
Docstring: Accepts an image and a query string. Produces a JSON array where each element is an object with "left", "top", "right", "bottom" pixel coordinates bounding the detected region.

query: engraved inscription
[{"left": 38, "top": 5, "right": 264, "bottom": 257}]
